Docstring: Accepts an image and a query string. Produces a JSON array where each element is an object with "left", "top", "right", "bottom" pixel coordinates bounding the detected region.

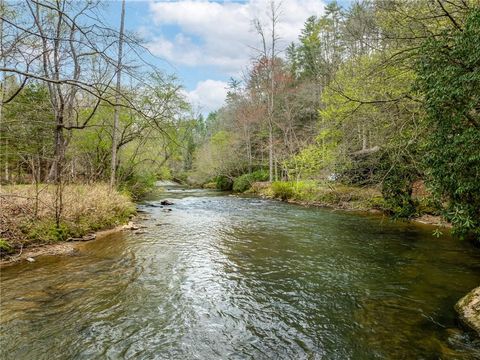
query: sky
[{"left": 102, "top": 1, "right": 350, "bottom": 114}]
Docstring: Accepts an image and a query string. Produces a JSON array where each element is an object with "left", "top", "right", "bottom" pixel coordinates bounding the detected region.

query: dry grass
[{"left": 0, "top": 183, "right": 135, "bottom": 255}]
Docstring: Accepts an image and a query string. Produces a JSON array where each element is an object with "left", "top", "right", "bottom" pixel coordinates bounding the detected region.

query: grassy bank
[
  {"left": 249, "top": 181, "right": 384, "bottom": 211},
  {"left": 247, "top": 180, "right": 445, "bottom": 225},
  {"left": 0, "top": 184, "right": 136, "bottom": 257}
]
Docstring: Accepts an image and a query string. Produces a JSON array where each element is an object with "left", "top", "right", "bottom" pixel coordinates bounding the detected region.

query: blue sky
[{"left": 103, "top": 1, "right": 352, "bottom": 113}]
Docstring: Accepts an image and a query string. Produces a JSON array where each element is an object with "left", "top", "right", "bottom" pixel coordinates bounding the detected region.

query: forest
[
  {"left": 183, "top": 0, "right": 480, "bottom": 242},
  {"left": 0, "top": 0, "right": 479, "bottom": 254}
]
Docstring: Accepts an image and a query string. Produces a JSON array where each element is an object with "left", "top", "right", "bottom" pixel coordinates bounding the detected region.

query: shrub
[
  {"left": 0, "top": 238, "right": 13, "bottom": 256},
  {"left": 271, "top": 181, "right": 295, "bottom": 200},
  {"left": 291, "top": 181, "right": 318, "bottom": 201},
  {"left": 203, "top": 182, "right": 217, "bottom": 189},
  {"left": 271, "top": 181, "right": 318, "bottom": 201},
  {"left": 120, "top": 171, "right": 157, "bottom": 200},
  {"left": 215, "top": 175, "right": 233, "bottom": 191},
  {"left": 233, "top": 170, "right": 269, "bottom": 192},
  {"left": 381, "top": 172, "right": 418, "bottom": 219}
]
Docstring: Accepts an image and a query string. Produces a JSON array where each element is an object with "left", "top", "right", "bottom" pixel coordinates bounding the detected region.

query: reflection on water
[{"left": 1, "top": 188, "right": 479, "bottom": 359}]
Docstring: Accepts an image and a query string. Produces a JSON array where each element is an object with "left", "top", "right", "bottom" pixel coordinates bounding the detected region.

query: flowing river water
[{"left": 1, "top": 188, "right": 480, "bottom": 359}]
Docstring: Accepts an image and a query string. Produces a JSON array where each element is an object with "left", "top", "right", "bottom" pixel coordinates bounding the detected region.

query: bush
[
  {"left": 271, "top": 181, "right": 321, "bottom": 201},
  {"left": 268, "top": 181, "right": 383, "bottom": 211},
  {"left": 291, "top": 181, "right": 318, "bottom": 201},
  {"left": 233, "top": 170, "right": 269, "bottom": 192},
  {"left": 203, "top": 182, "right": 217, "bottom": 189},
  {"left": 215, "top": 175, "right": 233, "bottom": 191},
  {"left": 381, "top": 170, "right": 418, "bottom": 219},
  {"left": 120, "top": 171, "right": 157, "bottom": 200},
  {"left": 0, "top": 238, "right": 13, "bottom": 256},
  {"left": 271, "top": 181, "right": 295, "bottom": 200}
]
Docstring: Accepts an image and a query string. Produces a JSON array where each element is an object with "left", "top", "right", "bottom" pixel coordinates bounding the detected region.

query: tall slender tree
[{"left": 110, "top": 0, "right": 126, "bottom": 189}]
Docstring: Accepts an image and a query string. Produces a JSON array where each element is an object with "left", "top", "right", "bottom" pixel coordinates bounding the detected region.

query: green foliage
[
  {"left": 416, "top": 196, "right": 441, "bottom": 216},
  {"left": 1, "top": 83, "right": 54, "bottom": 181},
  {"left": 0, "top": 239, "right": 14, "bottom": 255},
  {"left": 417, "top": 9, "right": 480, "bottom": 240},
  {"left": 26, "top": 221, "right": 70, "bottom": 242},
  {"left": 269, "top": 181, "right": 382, "bottom": 211},
  {"left": 380, "top": 152, "right": 419, "bottom": 219},
  {"left": 271, "top": 181, "right": 296, "bottom": 200},
  {"left": 191, "top": 129, "right": 245, "bottom": 185},
  {"left": 271, "top": 181, "right": 318, "bottom": 201},
  {"left": 215, "top": 175, "right": 233, "bottom": 191},
  {"left": 120, "top": 170, "right": 157, "bottom": 200},
  {"left": 233, "top": 170, "right": 269, "bottom": 192},
  {"left": 284, "top": 131, "right": 339, "bottom": 179}
]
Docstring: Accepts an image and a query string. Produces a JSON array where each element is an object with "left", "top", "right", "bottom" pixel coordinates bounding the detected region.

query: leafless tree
[{"left": 253, "top": 0, "right": 282, "bottom": 182}]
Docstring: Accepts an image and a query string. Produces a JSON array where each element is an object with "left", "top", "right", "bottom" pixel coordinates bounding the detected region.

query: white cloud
[
  {"left": 183, "top": 79, "right": 228, "bottom": 113},
  {"left": 147, "top": 0, "right": 325, "bottom": 73}
]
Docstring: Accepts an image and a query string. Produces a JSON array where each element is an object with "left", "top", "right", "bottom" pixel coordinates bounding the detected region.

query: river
[{"left": 1, "top": 188, "right": 479, "bottom": 359}]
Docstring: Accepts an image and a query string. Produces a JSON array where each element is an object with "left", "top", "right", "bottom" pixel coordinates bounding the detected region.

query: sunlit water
[{"left": 1, "top": 188, "right": 479, "bottom": 359}]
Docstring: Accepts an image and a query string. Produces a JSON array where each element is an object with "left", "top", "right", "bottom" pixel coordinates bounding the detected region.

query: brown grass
[{"left": 0, "top": 183, "right": 135, "bottom": 255}]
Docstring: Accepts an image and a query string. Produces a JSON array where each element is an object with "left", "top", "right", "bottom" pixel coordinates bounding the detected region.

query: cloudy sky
[{"left": 105, "top": 0, "right": 350, "bottom": 114}]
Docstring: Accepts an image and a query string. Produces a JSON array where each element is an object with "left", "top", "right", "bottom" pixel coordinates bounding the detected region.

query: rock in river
[
  {"left": 122, "top": 221, "right": 139, "bottom": 231},
  {"left": 455, "top": 286, "right": 480, "bottom": 336},
  {"left": 160, "top": 200, "right": 174, "bottom": 206}
]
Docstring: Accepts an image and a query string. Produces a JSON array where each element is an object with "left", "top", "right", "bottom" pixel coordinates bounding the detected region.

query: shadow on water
[{"left": 1, "top": 188, "right": 479, "bottom": 359}]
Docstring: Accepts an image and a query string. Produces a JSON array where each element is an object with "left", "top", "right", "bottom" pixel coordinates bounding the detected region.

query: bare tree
[
  {"left": 253, "top": 0, "right": 281, "bottom": 182},
  {"left": 110, "top": 0, "right": 126, "bottom": 189}
]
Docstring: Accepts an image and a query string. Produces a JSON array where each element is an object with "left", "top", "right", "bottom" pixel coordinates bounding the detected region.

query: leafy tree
[
  {"left": 417, "top": 8, "right": 480, "bottom": 240},
  {"left": 1, "top": 83, "right": 53, "bottom": 183}
]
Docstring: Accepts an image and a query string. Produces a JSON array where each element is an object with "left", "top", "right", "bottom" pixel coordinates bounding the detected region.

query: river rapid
[{"left": 1, "top": 188, "right": 479, "bottom": 359}]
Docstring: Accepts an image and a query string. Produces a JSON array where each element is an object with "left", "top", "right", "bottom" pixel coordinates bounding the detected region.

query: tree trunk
[
  {"left": 269, "top": 125, "right": 273, "bottom": 181},
  {"left": 0, "top": 0, "right": 6, "bottom": 183},
  {"left": 110, "top": 0, "right": 126, "bottom": 189}
]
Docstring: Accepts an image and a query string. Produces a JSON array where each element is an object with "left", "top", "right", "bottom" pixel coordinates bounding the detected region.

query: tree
[
  {"left": 110, "top": 0, "right": 126, "bottom": 189},
  {"left": 253, "top": 0, "right": 281, "bottom": 182},
  {"left": 418, "top": 8, "right": 480, "bottom": 241}
]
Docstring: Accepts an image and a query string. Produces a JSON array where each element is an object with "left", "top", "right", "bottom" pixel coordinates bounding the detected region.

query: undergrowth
[{"left": 0, "top": 183, "right": 135, "bottom": 256}]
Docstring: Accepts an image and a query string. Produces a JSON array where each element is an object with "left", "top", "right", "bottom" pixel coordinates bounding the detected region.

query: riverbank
[
  {"left": 2, "top": 187, "right": 478, "bottom": 358},
  {"left": 0, "top": 183, "right": 136, "bottom": 260},
  {"left": 246, "top": 181, "right": 450, "bottom": 228},
  {"left": 0, "top": 223, "right": 139, "bottom": 267}
]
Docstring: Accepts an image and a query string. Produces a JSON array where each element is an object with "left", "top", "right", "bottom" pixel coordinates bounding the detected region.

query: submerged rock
[
  {"left": 81, "top": 234, "right": 96, "bottom": 241},
  {"left": 455, "top": 286, "right": 480, "bottom": 336},
  {"left": 122, "top": 222, "right": 139, "bottom": 231},
  {"left": 67, "top": 233, "right": 95, "bottom": 242},
  {"left": 145, "top": 203, "right": 161, "bottom": 208},
  {"left": 160, "top": 200, "right": 174, "bottom": 206}
]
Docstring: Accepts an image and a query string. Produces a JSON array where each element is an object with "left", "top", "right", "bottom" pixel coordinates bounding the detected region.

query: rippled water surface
[{"left": 1, "top": 188, "right": 480, "bottom": 359}]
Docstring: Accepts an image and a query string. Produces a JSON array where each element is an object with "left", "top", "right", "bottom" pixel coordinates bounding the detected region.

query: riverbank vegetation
[
  {"left": 1, "top": 0, "right": 479, "bottom": 253},
  {"left": 181, "top": 1, "right": 480, "bottom": 242},
  {"left": 0, "top": 1, "right": 194, "bottom": 254},
  {"left": 0, "top": 184, "right": 135, "bottom": 256}
]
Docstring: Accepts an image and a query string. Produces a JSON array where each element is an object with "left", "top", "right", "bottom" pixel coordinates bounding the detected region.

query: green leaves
[{"left": 417, "top": 8, "right": 480, "bottom": 241}]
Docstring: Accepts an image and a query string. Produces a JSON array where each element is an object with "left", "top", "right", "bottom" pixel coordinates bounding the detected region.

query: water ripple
[{"left": 1, "top": 189, "right": 480, "bottom": 359}]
